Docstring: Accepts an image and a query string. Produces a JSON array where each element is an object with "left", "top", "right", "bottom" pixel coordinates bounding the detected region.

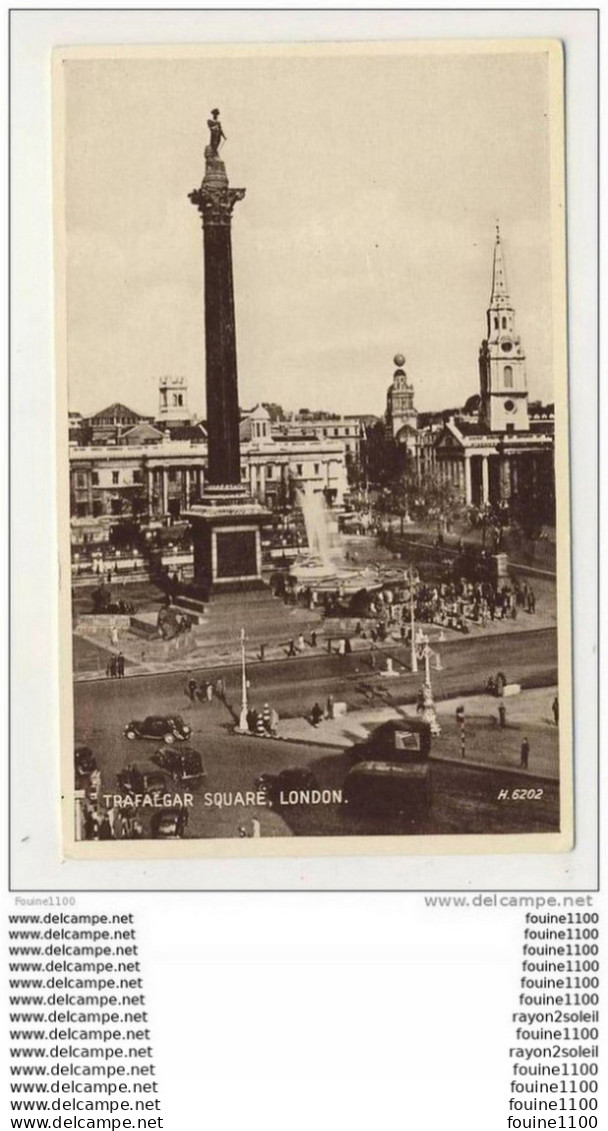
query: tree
[
  {"left": 388, "top": 465, "right": 419, "bottom": 532},
  {"left": 417, "top": 472, "right": 465, "bottom": 534}
]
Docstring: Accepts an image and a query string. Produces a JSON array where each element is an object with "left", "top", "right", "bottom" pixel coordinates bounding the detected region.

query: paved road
[
  {"left": 73, "top": 626, "right": 560, "bottom": 842},
  {"left": 78, "top": 626, "right": 557, "bottom": 719}
]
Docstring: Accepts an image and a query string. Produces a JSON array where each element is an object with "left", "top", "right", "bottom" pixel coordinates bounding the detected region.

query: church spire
[{"left": 490, "top": 220, "right": 511, "bottom": 309}]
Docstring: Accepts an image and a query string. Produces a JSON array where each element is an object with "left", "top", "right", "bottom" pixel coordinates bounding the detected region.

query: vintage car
[
  {"left": 254, "top": 767, "right": 319, "bottom": 809},
  {"left": 152, "top": 745, "right": 206, "bottom": 787},
  {"left": 343, "top": 717, "right": 432, "bottom": 815},
  {"left": 343, "top": 759, "right": 431, "bottom": 816},
  {"left": 150, "top": 807, "right": 189, "bottom": 839},
  {"left": 116, "top": 761, "right": 168, "bottom": 797},
  {"left": 124, "top": 715, "right": 191, "bottom": 744}
]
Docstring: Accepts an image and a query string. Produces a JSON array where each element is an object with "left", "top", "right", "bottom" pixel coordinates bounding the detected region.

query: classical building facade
[{"left": 69, "top": 401, "right": 348, "bottom": 538}]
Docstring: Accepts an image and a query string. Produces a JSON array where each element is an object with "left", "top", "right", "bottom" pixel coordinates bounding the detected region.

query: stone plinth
[{"left": 184, "top": 486, "right": 268, "bottom": 601}]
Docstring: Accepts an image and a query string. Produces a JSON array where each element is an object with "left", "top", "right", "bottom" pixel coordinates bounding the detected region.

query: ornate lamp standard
[
  {"left": 417, "top": 631, "right": 441, "bottom": 736},
  {"left": 405, "top": 567, "right": 419, "bottom": 673},
  {"left": 239, "top": 628, "right": 249, "bottom": 732}
]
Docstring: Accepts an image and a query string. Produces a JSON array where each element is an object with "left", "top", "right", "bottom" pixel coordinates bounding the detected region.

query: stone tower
[
  {"left": 479, "top": 224, "right": 529, "bottom": 433},
  {"left": 387, "top": 352, "right": 418, "bottom": 452},
  {"left": 158, "top": 375, "right": 189, "bottom": 422}
]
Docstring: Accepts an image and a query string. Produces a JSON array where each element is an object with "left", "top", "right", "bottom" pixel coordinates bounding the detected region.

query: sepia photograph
[{"left": 54, "top": 40, "right": 572, "bottom": 858}]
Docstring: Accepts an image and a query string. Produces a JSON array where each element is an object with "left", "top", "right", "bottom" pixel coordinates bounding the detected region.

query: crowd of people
[
  {"left": 184, "top": 676, "right": 226, "bottom": 703},
  {"left": 245, "top": 702, "right": 279, "bottom": 737}
]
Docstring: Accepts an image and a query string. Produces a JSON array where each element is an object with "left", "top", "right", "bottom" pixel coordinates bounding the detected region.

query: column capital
[{"left": 189, "top": 185, "right": 246, "bottom": 227}]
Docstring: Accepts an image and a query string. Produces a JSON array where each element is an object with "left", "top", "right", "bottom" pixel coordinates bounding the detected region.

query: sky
[{"left": 62, "top": 44, "right": 559, "bottom": 419}]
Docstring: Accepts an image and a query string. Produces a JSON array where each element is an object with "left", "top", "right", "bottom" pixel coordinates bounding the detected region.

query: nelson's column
[{"left": 185, "top": 110, "right": 267, "bottom": 601}]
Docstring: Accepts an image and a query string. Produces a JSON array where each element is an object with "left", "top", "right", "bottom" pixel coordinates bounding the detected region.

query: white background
[
  {"left": 2, "top": 7, "right": 605, "bottom": 1131},
  {"left": 9, "top": 6, "right": 598, "bottom": 890}
]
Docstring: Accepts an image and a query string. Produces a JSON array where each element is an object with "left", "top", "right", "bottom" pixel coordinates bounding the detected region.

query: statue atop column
[{"left": 206, "top": 108, "right": 226, "bottom": 158}]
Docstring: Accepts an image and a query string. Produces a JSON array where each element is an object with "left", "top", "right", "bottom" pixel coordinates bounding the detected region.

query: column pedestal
[{"left": 184, "top": 486, "right": 267, "bottom": 603}]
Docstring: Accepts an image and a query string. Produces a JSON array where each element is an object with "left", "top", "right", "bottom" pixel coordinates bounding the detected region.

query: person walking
[
  {"left": 186, "top": 678, "right": 197, "bottom": 703},
  {"left": 520, "top": 737, "right": 530, "bottom": 769},
  {"left": 552, "top": 696, "right": 559, "bottom": 725},
  {"left": 262, "top": 702, "right": 272, "bottom": 734},
  {"left": 117, "top": 651, "right": 125, "bottom": 678},
  {"left": 498, "top": 703, "right": 507, "bottom": 729},
  {"left": 206, "top": 681, "right": 214, "bottom": 702},
  {"left": 310, "top": 630, "right": 317, "bottom": 648},
  {"left": 215, "top": 677, "right": 226, "bottom": 701},
  {"left": 310, "top": 702, "right": 323, "bottom": 727}
]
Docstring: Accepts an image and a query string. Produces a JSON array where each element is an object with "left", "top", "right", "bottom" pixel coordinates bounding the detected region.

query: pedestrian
[
  {"left": 186, "top": 678, "right": 197, "bottom": 702},
  {"left": 326, "top": 694, "right": 334, "bottom": 720},
  {"left": 310, "top": 630, "right": 317, "bottom": 648},
  {"left": 89, "top": 769, "right": 102, "bottom": 802},
  {"left": 106, "top": 658, "right": 113, "bottom": 679},
  {"left": 109, "top": 654, "right": 118, "bottom": 679},
  {"left": 198, "top": 680, "right": 209, "bottom": 702},
  {"left": 117, "top": 651, "right": 125, "bottom": 678},
  {"left": 529, "top": 589, "right": 536, "bottom": 614},
  {"left": 259, "top": 643, "right": 266, "bottom": 662},
  {"left": 206, "top": 681, "right": 214, "bottom": 702},
  {"left": 215, "top": 677, "right": 226, "bottom": 701},
  {"left": 262, "top": 702, "right": 272, "bottom": 733},
  {"left": 310, "top": 702, "right": 323, "bottom": 727},
  {"left": 287, "top": 638, "right": 296, "bottom": 658},
  {"left": 552, "top": 696, "right": 559, "bottom": 725},
  {"left": 246, "top": 707, "right": 257, "bottom": 733},
  {"left": 269, "top": 707, "right": 279, "bottom": 736},
  {"left": 498, "top": 703, "right": 507, "bottom": 729},
  {"left": 98, "top": 812, "right": 113, "bottom": 840},
  {"left": 520, "top": 737, "right": 530, "bottom": 769},
  {"left": 344, "top": 636, "right": 352, "bottom": 654},
  {"left": 297, "top": 633, "right": 305, "bottom": 653}
]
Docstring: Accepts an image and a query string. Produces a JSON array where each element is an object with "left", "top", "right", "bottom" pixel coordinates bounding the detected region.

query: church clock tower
[{"left": 479, "top": 224, "right": 529, "bottom": 433}]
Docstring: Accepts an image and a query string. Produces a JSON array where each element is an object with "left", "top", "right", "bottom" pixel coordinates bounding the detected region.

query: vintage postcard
[{"left": 54, "top": 40, "right": 572, "bottom": 859}]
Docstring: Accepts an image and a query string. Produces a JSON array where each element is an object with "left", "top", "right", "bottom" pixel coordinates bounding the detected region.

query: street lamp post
[
  {"left": 239, "top": 628, "right": 249, "bottom": 732},
  {"left": 407, "top": 567, "right": 418, "bottom": 674},
  {"left": 422, "top": 636, "right": 432, "bottom": 688}
]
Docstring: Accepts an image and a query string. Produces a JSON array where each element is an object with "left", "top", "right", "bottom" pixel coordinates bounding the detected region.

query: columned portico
[
  {"left": 463, "top": 454, "right": 472, "bottom": 505},
  {"left": 481, "top": 455, "right": 490, "bottom": 504}
]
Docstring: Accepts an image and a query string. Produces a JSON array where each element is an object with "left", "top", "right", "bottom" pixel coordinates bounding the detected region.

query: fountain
[{"left": 288, "top": 487, "right": 381, "bottom": 595}]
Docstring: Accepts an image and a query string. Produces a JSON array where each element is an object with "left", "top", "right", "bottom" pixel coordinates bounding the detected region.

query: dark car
[
  {"left": 75, "top": 746, "right": 97, "bottom": 780},
  {"left": 116, "top": 761, "right": 168, "bottom": 797},
  {"left": 350, "top": 718, "right": 432, "bottom": 764},
  {"left": 150, "top": 807, "right": 189, "bottom": 839},
  {"left": 152, "top": 745, "right": 206, "bottom": 787},
  {"left": 343, "top": 759, "right": 431, "bottom": 816},
  {"left": 254, "top": 767, "right": 319, "bottom": 809},
  {"left": 124, "top": 715, "right": 191, "bottom": 744},
  {"left": 344, "top": 717, "right": 432, "bottom": 816}
]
